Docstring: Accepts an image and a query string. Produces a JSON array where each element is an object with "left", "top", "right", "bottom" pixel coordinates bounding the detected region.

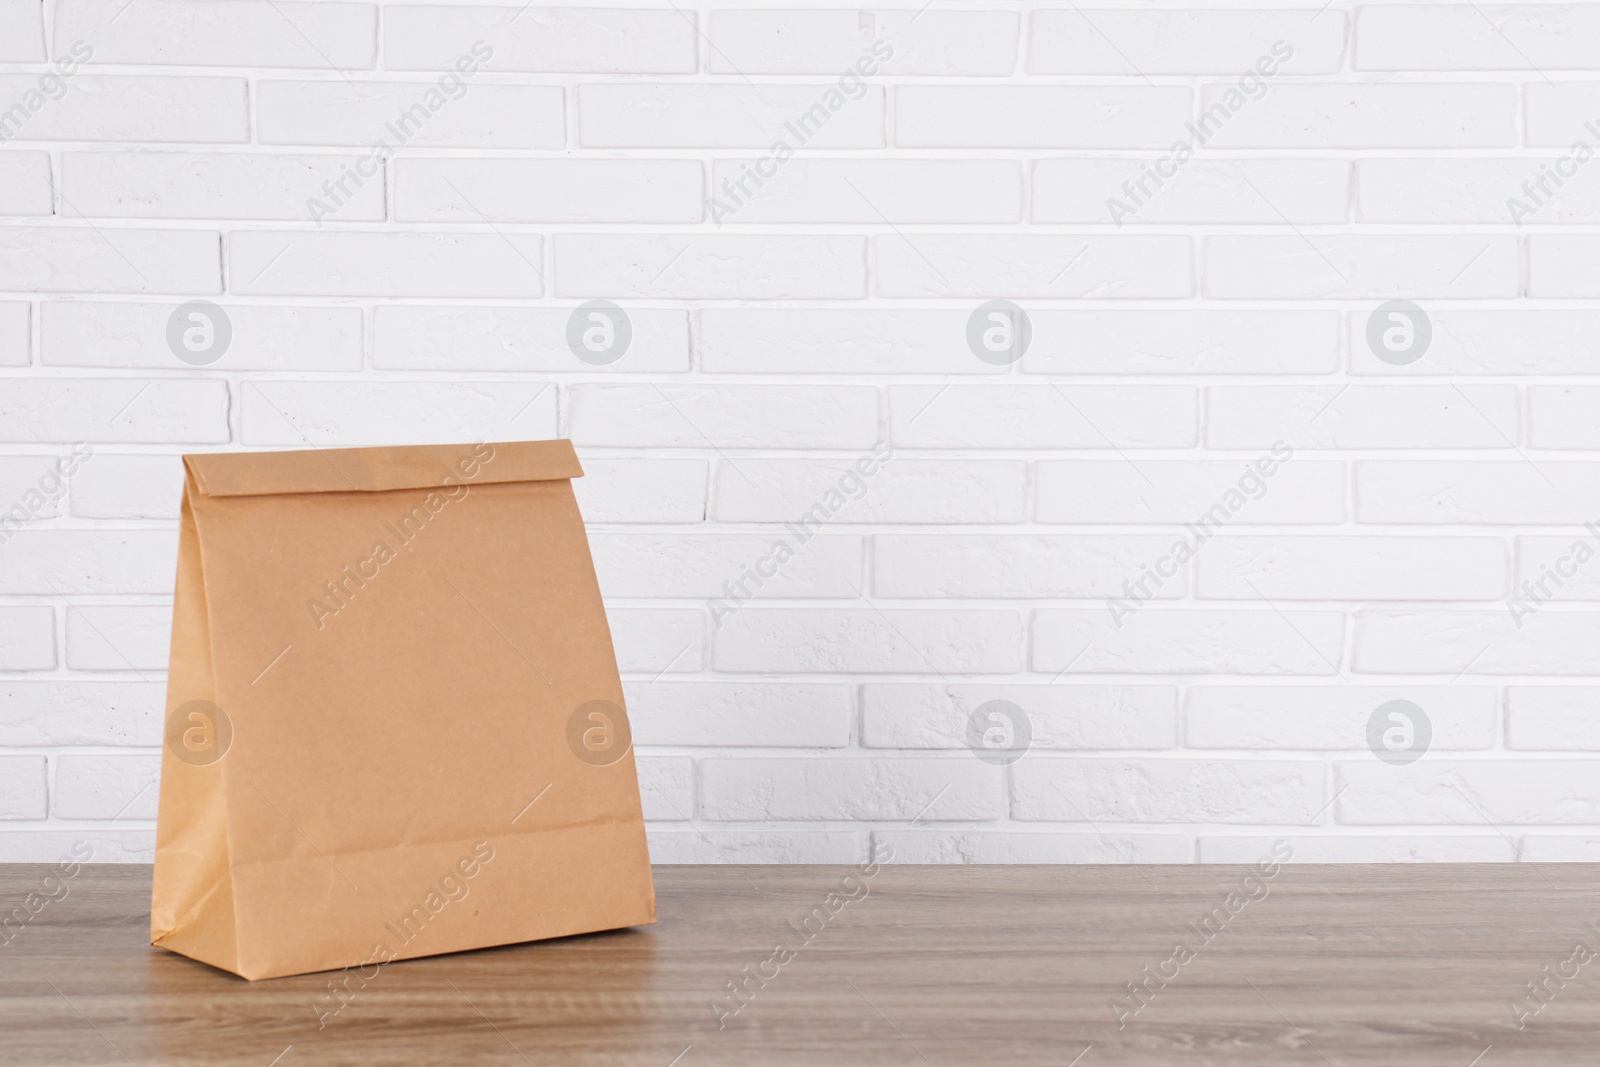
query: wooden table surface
[{"left": 2, "top": 862, "right": 1596, "bottom": 1066}]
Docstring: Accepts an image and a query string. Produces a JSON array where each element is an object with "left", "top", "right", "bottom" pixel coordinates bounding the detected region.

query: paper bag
[{"left": 150, "top": 439, "right": 654, "bottom": 981}]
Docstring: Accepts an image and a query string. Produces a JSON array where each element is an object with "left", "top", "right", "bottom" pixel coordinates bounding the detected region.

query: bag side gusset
[{"left": 149, "top": 466, "right": 240, "bottom": 974}]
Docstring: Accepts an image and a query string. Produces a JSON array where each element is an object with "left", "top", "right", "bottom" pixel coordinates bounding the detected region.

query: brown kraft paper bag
[{"left": 150, "top": 438, "right": 655, "bottom": 981}]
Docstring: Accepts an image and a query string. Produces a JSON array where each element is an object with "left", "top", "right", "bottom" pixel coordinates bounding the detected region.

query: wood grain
[{"left": 1, "top": 862, "right": 1597, "bottom": 1065}]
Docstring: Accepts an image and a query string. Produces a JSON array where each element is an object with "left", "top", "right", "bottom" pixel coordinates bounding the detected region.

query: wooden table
[{"left": 2, "top": 863, "right": 1595, "bottom": 1065}]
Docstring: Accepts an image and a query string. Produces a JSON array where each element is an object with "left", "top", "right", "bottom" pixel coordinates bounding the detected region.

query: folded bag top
[
  {"left": 184, "top": 439, "right": 583, "bottom": 497},
  {"left": 152, "top": 439, "right": 655, "bottom": 981}
]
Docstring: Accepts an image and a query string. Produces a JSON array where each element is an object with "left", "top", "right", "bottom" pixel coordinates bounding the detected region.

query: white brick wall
[{"left": 3, "top": 0, "right": 1600, "bottom": 865}]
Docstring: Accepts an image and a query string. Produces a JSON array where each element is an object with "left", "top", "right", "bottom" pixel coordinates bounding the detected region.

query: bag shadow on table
[{"left": 151, "top": 438, "right": 654, "bottom": 981}]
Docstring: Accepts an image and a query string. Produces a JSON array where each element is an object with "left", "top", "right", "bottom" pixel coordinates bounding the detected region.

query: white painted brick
[
  {"left": 1337, "top": 760, "right": 1600, "bottom": 824},
  {"left": 1033, "top": 609, "right": 1344, "bottom": 675},
  {"left": 647, "top": 830, "right": 862, "bottom": 864},
  {"left": 60, "top": 152, "right": 383, "bottom": 222},
  {"left": 873, "top": 535, "right": 1190, "bottom": 600},
  {"left": 0, "top": 454, "right": 70, "bottom": 517},
  {"left": 1530, "top": 386, "right": 1600, "bottom": 448},
  {"left": 257, "top": 81, "right": 562, "bottom": 149},
  {"left": 1035, "top": 158, "right": 1348, "bottom": 225},
  {"left": 0, "top": 530, "right": 175, "bottom": 594},
  {"left": 0, "top": 832, "right": 153, "bottom": 862},
  {"left": 239, "top": 380, "right": 555, "bottom": 447},
  {"left": 708, "top": 10, "right": 1017, "bottom": 75},
  {"left": 1024, "top": 310, "right": 1342, "bottom": 376},
  {"left": 1351, "top": 310, "right": 1600, "bottom": 376},
  {"left": 58, "top": 0, "right": 375, "bottom": 68},
  {"left": 894, "top": 86, "right": 1189, "bottom": 148},
  {"left": 609, "top": 608, "right": 704, "bottom": 674},
  {"left": 1013, "top": 759, "right": 1325, "bottom": 824},
  {"left": 0, "top": 0, "right": 44, "bottom": 62},
  {"left": 0, "top": 380, "right": 228, "bottom": 443},
  {"left": 710, "top": 159, "right": 1020, "bottom": 223},
  {"left": 232, "top": 232, "right": 542, "bottom": 298},
  {"left": 1508, "top": 687, "right": 1600, "bottom": 750},
  {"left": 1206, "top": 385, "right": 1519, "bottom": 450},
  {"left": 702, "top": 757, "right": 1003, "bottom": 821},
  {"left": 1530, "top": 235, "right": 1600, "bottom": 297},
  {"left": 65, "top": 604, "right": 168, "bottom": 671},
  {"left": 890, "top": 385, "right": 1195, "bottom": 449},
  {"left": 1186, "top": 685, "right": 1498, "bottom": 750},
  {"left": 1204, "top": 235, "right": 1518, "bottom": 299},
  {"left": 555, "top": 234, "right": 865, "bottom": 300},
  {"left": 0, "top": 151, "right": 51, "bottom": 216},
  {"left": 703, "top": 307, "right": 1335, "bottom": 378},
  {"left": 1358, "top": 158, "right": 1600, "bottom": 224},
  {"left": 714, "top": 609, "right": 1024, "bottom": 674},
  {"left": 1029, "top": 9, "right": 1345, "bottom": 74},
  {"left": 375, "top": 306, "right": 686, "bottom": 373},
  {"left": 1200, "top": 84, "right": 1517, "bottom": 148},
  {"left": 591, "top": 533, "right": 861, "bottom": 599},
  {"left": 715, "top": 459, "right": 1027, "bottom": 525},
  {"left": 1198, "top": 836, "right": 1512, "bottom": 863},
  {"left": 0, "top": 227, "right": 220, "bottom": 294},
  {"left": 0, "top": 301, "right": 26, "bottom": 365},
  {"left": 636, "top": 755, "right": 692, "bottom": 822},
  {"left": 385, "top": 6, "right": 695, "bottom": 73},
  {"left": 1519, "top": 837, "right": 1600, "bottom": 861},
  {"left": 568, "top": 384, "right": 879, "bottom": 449},
  {"left": 1525, "top": 83, "right": 1600, "bottom": 147},
  {"left": 0, "top": 757, "right": 47, "bottom": 819},
  {"left": 578, "top": 84, "right": 883, "bottom": 148},
  {"left": 875, "top": 830, "right": 1188, "bottom": 863},
  {"left": 1036, "top": 459, "right": 1345, "bottom": 525},
  {"left": 52, "top": 754, "right": 159, "bottom": 820},
  {"left": 624, "top": 681, "right": 853, "bottom": 748},
  {"left": 1353, "top": 611, "right": 1600, "bottom": 675},
  {"left": 1355, "top": 461, "right": 1600, "bottom": 525},
  {"left": 1518, "top": 537, "right": 1600, "bottom": 603},
  {"left": 1199, "top": 536, "right": 1507, "bottom": 601},
  {"left": 698, "top": 308, "right": 1004, "bottom": 376},
  {"left": 42, "top": 302, "right": 362, "bottom": 371},
  {"left": 69, "top": 454, "right": 183, "bottom": 520},
  {"left": 1, "top": 0, "right": 1597, "bottom": 862},
  {"left": 875, "top": 234, "right": 1191, "bottom": 298},
  {"left": 862, "top": 683, "right": 1177, "bottom": 750},
  {"left": 0, "top": 607, "right": 54, "bottom": 671},
  {"left": 395, "top": 159, "right": 701, "bottom": 223},
  {"left": 573, "top": 459, "right": 706, "bottom": 524},
  {"left": 0, "top": 681, "right": 163, "bottom": 746},
  {"left": 0, "top": 75, "right": 248, "bottom": 143},
  {"left": 1358, "top": 5, "right": 1600, "bottom": 70}
]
